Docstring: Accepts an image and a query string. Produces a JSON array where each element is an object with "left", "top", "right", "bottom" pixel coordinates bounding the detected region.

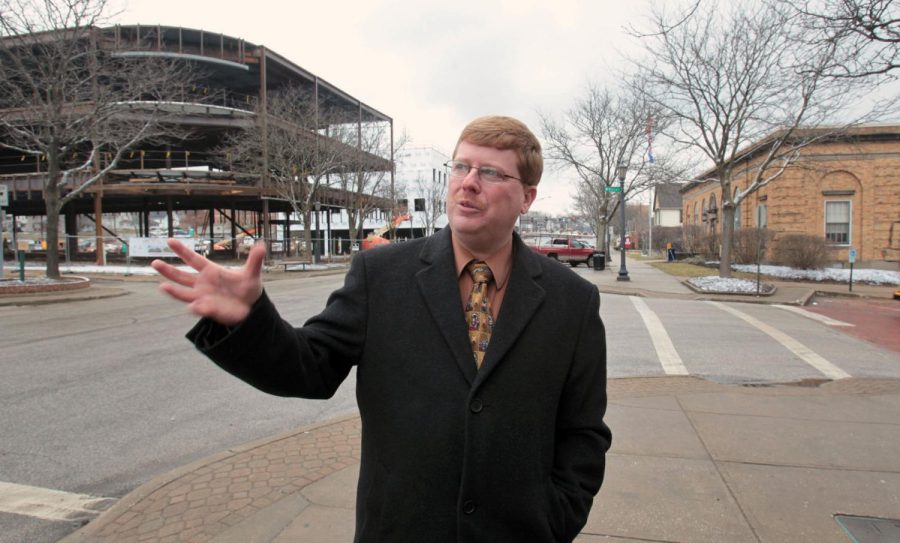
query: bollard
[{"left": 18, "top": 251, "right": 25, "bottom": 281}]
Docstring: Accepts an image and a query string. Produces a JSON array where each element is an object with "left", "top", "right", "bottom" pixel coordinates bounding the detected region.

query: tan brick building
[{"left": 680, "top": 125, "right": 900, "bottom": 269}]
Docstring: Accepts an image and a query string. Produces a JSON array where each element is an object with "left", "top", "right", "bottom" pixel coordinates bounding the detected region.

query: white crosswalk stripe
[
  {"left": 707, "top": 301, "right": 852, "bottom": 380},
  {"left": 0, "top": 481, "right": 114, "bottom": 522},
  {"left": 774, "top": 304, "right": 855, "bottom": 326},
  {"left": 630, "top": 297, "right": 689, "bottom": 375}
]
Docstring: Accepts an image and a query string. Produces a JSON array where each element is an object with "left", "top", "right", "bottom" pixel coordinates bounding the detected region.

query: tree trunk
[
  {"left": 719, "top": 206, "right": 735, "bottom": 278},
  {"left": 598, "top": 218, "right": 609, "bottom": 255},
  {"left": 302, "top": 210, "right": 312, "bottom": 258},
  {"left": 44, "top": 146, "right": 62, "bottom": 279},
  {"left": 348, "top": 210, "right": 360, "bottom": 244}
]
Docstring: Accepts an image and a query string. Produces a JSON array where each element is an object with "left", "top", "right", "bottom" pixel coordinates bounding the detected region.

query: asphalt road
[{"left": 1, "top": 274, "right": 898, "bottom": 543}]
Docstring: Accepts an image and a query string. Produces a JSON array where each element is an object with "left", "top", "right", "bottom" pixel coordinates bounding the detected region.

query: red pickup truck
[{"left": 522, "top": 233, "right": 597, "bottom": 267}]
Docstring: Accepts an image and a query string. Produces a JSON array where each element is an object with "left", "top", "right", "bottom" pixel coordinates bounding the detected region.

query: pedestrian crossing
[
  {"left": 0, "top": 481, "right": 113, "bottom": 522},
  {"left": 629, "top": 297, "right": 688, "bottom": 375},
  {"left": 774, "top": 304, "right": 855, "bottom": 326},
  {"left": 706, "top": 301, "right": 852, "bottom": 380},
  {"left": 601, "top": 295, "right": 894, "bottom": 382}
]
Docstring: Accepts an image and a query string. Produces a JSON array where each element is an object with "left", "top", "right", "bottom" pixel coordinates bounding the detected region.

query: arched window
[
  {"left": 708, "top": 194, "right": 718, "bottom": 231},
  {"left": 733, "top": 187, "right": 741, "bottom": 229},
  {"left": 693, "top": 202, "right": 698, "bottom": 224}
]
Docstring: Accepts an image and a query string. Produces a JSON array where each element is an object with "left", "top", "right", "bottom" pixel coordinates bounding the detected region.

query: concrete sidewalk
[{"left": 16, "top": 252, "right": 900, "bottom": 542}]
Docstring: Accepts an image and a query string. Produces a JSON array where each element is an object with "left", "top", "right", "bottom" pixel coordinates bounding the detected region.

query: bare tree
[
  {"left": 570, "top": 179, "right": 607, "bottom": 249},
  {"left": 540, "top": 83, "right": 680, "bottom": 256},
  {"left": 630, "top": 0, "right": 861, "bottom": 277},
  {"left": 331, "top": 123, "right": 405, "bottom": 245},
  {"left": 412, "top": 168, "right": 447, "bottom": 237},
  {"left": 0, "top": 0, "right": 207, "bottom": 278},
  {"left": 223, "top": 85, "right": 348, "bottom": 257},
  {"left": 777, "top": 0, "right": 898, "bottom": 78}
]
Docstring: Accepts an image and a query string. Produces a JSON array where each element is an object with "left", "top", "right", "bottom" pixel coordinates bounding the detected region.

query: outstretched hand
[{"left": 151, "top": 239, "right": 266, "bottom": 327}]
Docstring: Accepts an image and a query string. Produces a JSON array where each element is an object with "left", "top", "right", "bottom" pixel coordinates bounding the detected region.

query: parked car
[{"left": 522, "top": 233, "right": 597, "bottom": 267}]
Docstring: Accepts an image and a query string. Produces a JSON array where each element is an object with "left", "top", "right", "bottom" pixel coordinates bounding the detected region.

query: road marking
[
  {"left": 0, "top": 481, "right": 114, "bottom": 522},
  {"left": 707, "top": 302, "right": 851, "bottom": 380},
  {"left": 774, "top": 304, "right": 855, "bottom": 327},
  {"left": 630, "top": 297, "right": 689, "bottom": 375}
]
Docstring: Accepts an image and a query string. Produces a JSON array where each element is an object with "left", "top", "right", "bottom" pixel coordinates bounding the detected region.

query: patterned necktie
[{"left": 465, "top": 261, "right": 494, "bottom": 369}]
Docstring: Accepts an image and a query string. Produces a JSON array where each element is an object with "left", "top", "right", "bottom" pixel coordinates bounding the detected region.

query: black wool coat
[{"left": 188, "top": 228, "right": 611, "bottom": 542}]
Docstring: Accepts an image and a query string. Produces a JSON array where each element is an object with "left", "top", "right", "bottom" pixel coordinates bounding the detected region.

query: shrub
[
  {"left": 731, "top": 228, "right": 776, "bottom": 264},
  {"left": 772, "top": 234, "right": 832, "bottom": 269},
  {"left": 681, "top": 225, "right": 705, "bottom": 255},
  {"left": 652, "top": 226, "right": 683, "bottom": 253},
  {"left": 696, "top": 232, "right": 720, "bottom": 260}
]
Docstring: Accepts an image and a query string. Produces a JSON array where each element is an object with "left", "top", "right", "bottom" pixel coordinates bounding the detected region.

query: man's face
[{"left": 446, "top": 141, "right": 537, "bottom": 252}]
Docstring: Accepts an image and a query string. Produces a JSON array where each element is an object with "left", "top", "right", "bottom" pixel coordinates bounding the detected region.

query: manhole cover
[{"left": 835, "top": 515, "right": 900, "bottom": 543}]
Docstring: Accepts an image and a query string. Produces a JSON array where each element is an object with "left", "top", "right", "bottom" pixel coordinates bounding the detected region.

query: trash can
[{"left": 592, "top": 251, "right": 605, "bottom": 270}]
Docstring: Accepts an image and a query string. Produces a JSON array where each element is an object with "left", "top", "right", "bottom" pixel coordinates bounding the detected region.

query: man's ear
[{"left": 521, "top": 186, "right": 537, "bottom": 214}]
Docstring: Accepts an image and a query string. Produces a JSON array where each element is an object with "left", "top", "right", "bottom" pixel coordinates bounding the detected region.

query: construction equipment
[{"left": 361, "top": 214, "right": 410, "bottom": 251}]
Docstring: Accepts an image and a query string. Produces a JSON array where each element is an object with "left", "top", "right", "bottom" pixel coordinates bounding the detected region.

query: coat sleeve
[
  {"left": 186, "top": 253, "right": 369, "bottom": 399},
  {"left": 551, "top": 285, "right": 612, "bottom": 540}
]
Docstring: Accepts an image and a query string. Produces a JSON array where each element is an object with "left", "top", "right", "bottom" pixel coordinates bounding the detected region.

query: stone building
[{"left": 680, "top": 125, "right": 900, "bottom": 269}]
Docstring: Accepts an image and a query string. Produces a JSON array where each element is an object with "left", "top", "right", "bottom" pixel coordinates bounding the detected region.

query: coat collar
[{"left": 416, "top": 228, "right": 546, "bottom": 387}]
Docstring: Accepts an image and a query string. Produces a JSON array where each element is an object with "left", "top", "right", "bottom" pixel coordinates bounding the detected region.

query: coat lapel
[
  {"left": 416, "top": 229, "right": 478, "bottom": 385},
  {"left": 474, "top": 235, "right": 545, "bottom": 388}
]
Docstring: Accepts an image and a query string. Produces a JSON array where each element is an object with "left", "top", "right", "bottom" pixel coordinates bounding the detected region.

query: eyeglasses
[{"left": 444, "top": 160, "right": 521, "bottom": 183}]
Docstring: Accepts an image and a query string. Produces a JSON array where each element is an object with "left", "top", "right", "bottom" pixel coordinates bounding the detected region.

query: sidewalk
[
  {"left": 60, "top": 377, "right": 900, "bottom": 543},
  {"left": 581, "top": 253, "right": 896, "bottom": 304},
  {"left": 17, "top": 254, "right": 900, "bottom": 542}
]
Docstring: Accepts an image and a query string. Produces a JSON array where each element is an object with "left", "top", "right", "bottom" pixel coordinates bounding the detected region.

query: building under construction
[{"left": 0, "top": 24, "right": 394, "bottom": 261}]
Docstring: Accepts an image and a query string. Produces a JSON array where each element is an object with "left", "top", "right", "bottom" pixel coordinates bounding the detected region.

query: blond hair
[{"left": 453, "top": 116, "right": 543, "bottom": 186}]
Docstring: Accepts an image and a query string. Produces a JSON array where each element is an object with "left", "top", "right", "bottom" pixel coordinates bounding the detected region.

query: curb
[
  {"left": 0, "top": 286, "right": 129, "bottom": 307},
  {"left": 680, "top": 278, "right": 777, "bottom": 297},
  {"left": 60, "top": 412, "right": 361, "bottom": 543}
]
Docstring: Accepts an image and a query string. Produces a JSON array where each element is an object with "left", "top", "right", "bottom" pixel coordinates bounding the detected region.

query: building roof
[
  {"left": 654, "top": 183, "right": 683, "bottom": 210},
  {"left": 682, "top": 123, "right": 900, "bottom": 193}
]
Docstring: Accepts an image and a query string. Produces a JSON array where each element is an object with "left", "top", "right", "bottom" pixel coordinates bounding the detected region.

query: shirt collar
[{"left": 451, "top": 234, "right": 514, "bottom": 290}]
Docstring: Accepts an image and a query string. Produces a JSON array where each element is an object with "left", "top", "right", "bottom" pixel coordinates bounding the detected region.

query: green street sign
[{"left": 604, "top": 186, "right": 622, "bottom": 193}]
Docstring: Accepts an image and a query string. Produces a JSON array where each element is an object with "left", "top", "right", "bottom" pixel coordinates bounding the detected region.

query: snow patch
[
  {"left": 732, "top": 264, "right": 899, "bottom": 285},
  {"left": 687, "top": 276, "right": 773, "bottom": 294}
]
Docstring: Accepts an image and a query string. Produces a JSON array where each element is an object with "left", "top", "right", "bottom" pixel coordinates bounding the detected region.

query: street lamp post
[{"left": 616, "top": 163, "right": 630, "bottom": 281}]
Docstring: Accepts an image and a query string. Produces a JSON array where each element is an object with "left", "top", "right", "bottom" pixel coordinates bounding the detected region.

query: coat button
[
  {"left": 470, "top": 399, "right": 483, "bottom": 413},
  {"left": 463, "top": 500, "right": 477, "bottom": 514}
]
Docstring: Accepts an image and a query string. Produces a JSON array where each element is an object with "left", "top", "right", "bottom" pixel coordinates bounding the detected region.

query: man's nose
[{"left": 461, "top": 167, "right": 481, "bottom": 190}]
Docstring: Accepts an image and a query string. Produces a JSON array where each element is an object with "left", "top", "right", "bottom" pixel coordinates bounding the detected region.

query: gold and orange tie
[{"left": 465, "top": 261, "right": 494, "bottom": 369}]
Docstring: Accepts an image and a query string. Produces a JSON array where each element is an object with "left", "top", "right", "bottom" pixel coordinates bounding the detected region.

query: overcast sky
[{"left": 110, "top": 0, "right": 668, "bottom": 214}]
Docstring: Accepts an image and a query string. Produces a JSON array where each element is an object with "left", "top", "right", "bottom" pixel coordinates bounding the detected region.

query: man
[{"left": 153, "top": 115, "right": 611, "bottom": 542}]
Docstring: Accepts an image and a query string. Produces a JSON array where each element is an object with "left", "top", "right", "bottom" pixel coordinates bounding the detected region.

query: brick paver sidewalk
[{"left": 64, "top": 415, "right": 361, "bottom": 543}]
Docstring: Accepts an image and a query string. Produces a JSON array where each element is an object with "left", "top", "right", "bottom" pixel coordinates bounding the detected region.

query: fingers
[
  {"left": 166, "top": 238, "right": 211, "bottom": 271},
  {"left": 150, "top": 259, "right": 197, "bottom": 287},
  {"left": 245, "top": 242, "right": 267, "bottom": 279},
  {"left": 158, "top": 281, "right": 199, "bottom": 305}
]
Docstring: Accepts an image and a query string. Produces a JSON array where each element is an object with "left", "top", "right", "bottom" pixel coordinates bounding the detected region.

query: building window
[
  {"left": 733, "top": 188, "right": 741, "bottom": 229},
  {"left": 693, "top": 203, "right": 698, "bottom": 224},
  {"left": 414, "top": 198, "right": 425, "bottom": 212},
  {"left": 756, "top": 204, "right": 767, "bottom": 228},
  {"left": 825, "top": 201, "right": 851, "bottom": 244}
]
